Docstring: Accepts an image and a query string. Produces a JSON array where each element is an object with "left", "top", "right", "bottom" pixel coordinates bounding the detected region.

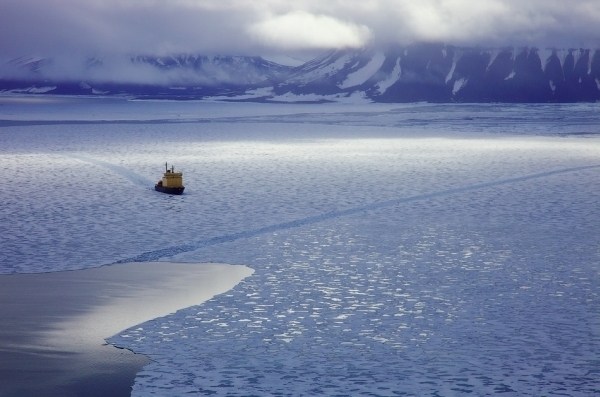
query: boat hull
[{"left": 155, "top": 185, "right": 185, "bottom": 195}]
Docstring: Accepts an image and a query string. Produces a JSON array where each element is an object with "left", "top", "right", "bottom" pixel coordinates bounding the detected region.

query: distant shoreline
[{"left": 0, "top": 262, "right": 253, "bottom": 397}]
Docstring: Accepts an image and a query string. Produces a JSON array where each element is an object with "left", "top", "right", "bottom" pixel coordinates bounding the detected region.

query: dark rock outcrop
[{"left": 2, "top": 44, "right": 599, "bottom": 102}]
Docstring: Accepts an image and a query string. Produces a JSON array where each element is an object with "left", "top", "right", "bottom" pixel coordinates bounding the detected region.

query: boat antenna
[{"left": 165, "top": 162, "right": 168, "bottom": 172}]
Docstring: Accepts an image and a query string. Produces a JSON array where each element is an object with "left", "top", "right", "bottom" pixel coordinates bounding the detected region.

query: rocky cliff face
[
  {"left": 275, "top": 44, "right": 600, "bottom": 102},
  {"left": 2, "top": 44, "right": 599, "bottom": 102}
]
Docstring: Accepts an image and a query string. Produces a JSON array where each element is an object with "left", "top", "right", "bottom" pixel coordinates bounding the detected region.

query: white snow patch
[
  {"left": 0, "top": 86, "right": 56, "bottom": 95},
  {"left": 566, "top": 49, "right": 592, "bottom": 74},
  {"left": 376, "top": 58, "right": 401, "bottom": 94},
  {"left": 271, "top": 91, "right": 371, "bottom": 104},
  {"left": 92, "top": 89, "right": 109, "bottom": 95},
  {"left": 339, "top": 52, "right": 385, "bottom": 89},
  {"left": 261, "top": 54, "right": 309, "bottom": 67},
  {"left": 550, "top": 49, "right": 570, "bottom": 65},
  {"left": 445, "top": 58, "right": 457, "bottom": 84},
  {"left": 211, "top": 87, "right": 275, "bottom": 101},
  {"left": 585, "top": 50, "right": 592, "bottom": 74},
  {"left": 538, "top": 48, "right": 554, "bottom": 69},
  {"left": 486, "top": 49, "right": 501, "bottom": 71},
  {"left": 245, "top": 87, "right": 275, "bottom": 97},
  {"left": 505, "top": 71, "right": 516, "bottom": 80},
  {"left": 292, "top": 53, "right": 353, "bottom": 84},
  {"left": 452, "top": 78, "right": 467, "bottom": 95},
  {"left": 24, "top": 86, "right": 57, "bottom": 94},
  {"left": 271, "top": 92, "right": 331, "bottom": 103}
]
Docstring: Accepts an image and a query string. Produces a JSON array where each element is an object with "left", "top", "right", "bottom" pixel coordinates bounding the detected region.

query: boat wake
[
  {"left": 114, "top": 164, "right": 600, "bottom": 264},
  {"left": 67, "top": 154, "right": 154, "bottom": 187}
]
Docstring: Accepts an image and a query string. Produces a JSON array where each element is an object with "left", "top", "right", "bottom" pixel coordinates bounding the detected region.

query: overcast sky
[{"left": 2, "top": 0, "right": 599, "bottom": 60}]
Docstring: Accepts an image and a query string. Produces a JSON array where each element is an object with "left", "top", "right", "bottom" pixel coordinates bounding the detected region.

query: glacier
[{"left": 0, "top": 97, "right": 598, "bottom": 395}]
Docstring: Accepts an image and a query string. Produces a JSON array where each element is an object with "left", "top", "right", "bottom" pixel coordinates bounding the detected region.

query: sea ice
[{"left": 1, "top": 99, "right": 598, "bottom": 395}]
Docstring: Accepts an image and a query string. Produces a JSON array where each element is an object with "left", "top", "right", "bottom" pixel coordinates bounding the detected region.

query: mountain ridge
[{"left": 1, "top": 44, "right": 599, "bottom": 102}]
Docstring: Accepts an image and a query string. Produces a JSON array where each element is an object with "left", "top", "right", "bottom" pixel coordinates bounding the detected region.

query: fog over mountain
[
  {"left": 1, "top": 1, "right": 599, "bottom": 102},
  {"left": 2, "top": 1, "right": 599, "bottom": 59},
  {"left": 2, "top": 45, "right": 599, "bottom": 103}
]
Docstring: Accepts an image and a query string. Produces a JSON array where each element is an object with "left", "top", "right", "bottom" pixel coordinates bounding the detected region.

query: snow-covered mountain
[
  {"left": 271, "top": 44, "right": 600, "bottom": 103},
  {"left": 130, "top": 54, "right": 291, "bottom": 85},
  {"left": 2, "top": 44, "right": 599, "bottom": 102},
  {"left": 0, "top": 54, "right": 292, "bottom": 98}
]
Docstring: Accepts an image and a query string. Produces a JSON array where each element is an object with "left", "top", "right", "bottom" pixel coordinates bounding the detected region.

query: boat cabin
[{"left": 155, "top": 163, "right": 185, "bottom": 194}]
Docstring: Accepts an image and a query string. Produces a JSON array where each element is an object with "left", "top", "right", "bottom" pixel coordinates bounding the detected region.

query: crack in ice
[{"left": 114, "top": 164, "right": 600, "bottom": 264}]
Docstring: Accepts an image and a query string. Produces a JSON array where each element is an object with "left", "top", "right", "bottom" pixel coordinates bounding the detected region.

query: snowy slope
[{"left": 1, "top": 45, "right": 600, "bottom": 102}]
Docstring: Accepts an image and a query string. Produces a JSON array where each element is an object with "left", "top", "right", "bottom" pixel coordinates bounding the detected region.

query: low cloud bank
[{"left": 1, "top": 0, "right": 598, "bottom": 61}]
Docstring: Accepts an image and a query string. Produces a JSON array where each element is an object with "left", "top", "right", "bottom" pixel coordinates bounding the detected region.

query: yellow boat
[{"left": 155, "top": 163, "right": 185, "bottom": 195}]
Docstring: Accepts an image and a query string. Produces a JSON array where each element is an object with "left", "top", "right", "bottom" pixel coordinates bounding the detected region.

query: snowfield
[{"left": 1, "top": 97, "right": 599, "bottom": 395}]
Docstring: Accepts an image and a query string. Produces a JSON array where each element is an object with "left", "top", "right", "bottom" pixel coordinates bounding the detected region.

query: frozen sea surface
[{"left": 1, "top": 97, "right": 599, "bottom": 395}]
